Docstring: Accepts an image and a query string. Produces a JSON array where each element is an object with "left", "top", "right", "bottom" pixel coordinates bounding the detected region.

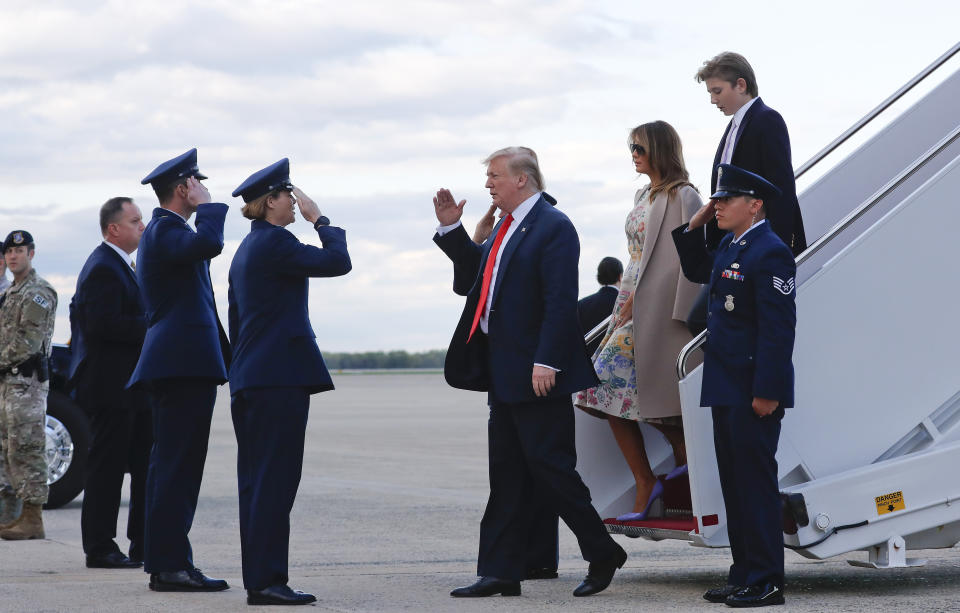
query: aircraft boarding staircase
[{"left": 576, "top": 42, "right": 960, "bottom": 567}]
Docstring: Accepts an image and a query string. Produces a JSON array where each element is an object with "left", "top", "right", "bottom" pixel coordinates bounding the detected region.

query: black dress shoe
[
  {"left": 450, "top": 577, "right": 521, "bottom": 597},
  {"left": 725, "top": 583, "right": 784, "bottom": 607},
  {"left": 149, "top": 568, "right": 229, "bottom": 592},
  {"left": 525, "top": 567, "right": 558, "bottom": 580},
  {"left": 703, "top": 584, "right": 742, "bottom": 603},
  {"left": 86, "top": 551, "right": 142, "bottom": 569},
  {"left": 572, "top": 544, "right": 628, "bottom": 597},
  {"left": 247, "top": 584, "right": 317, "bottom": 605}
]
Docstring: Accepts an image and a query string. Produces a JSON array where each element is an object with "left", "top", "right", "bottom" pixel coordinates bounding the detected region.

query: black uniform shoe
[
  {"left": 725, "top": 583, "right": 784, "bottom": 607},
  {"left": 149, "top": 568, "right": 229, "bottom": 592},
  {"left": 525, "top": 567, "right": 559, "bottom": 580},
  {"left": 86, "top": 551, "right": 142, "bottom": 569},
  {"left": 572, "top": 544, "right": 628, "bottom": 597},
  {"left": 450, "top": 577, "right": 521, "bottom": 597},
  {"left": 247, "top": 584, "right": 317, "bottom": 605},
  {"left": 703, "top": 584, "right": 742, "bottom": 603}
]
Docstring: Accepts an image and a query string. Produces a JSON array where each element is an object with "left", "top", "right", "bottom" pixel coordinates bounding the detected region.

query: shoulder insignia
[
  {"left": 32, "top": 294, "right": 50, "bottom": 309},
  {"left": 772, "top": 276, "right": 795, "bottom": 295}
]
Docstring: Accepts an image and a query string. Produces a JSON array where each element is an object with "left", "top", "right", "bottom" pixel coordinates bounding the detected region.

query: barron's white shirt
[{"left": 720, "top": 97, "right": 758, "bottom": 165}]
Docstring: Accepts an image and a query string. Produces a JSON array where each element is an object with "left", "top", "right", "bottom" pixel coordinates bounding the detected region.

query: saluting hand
[
  {"left": 532, "top": 365, "right": 556, "bottom": 397},
  {"left": 292, "top": 187, "right": 320, "bottom": 224},
  {"left": 185, "top": 177, "right": 212, "bottom": 206},
  {"left": 752, "top": 397, "right": 779, "bottom": 417},
  {"left": 433, "top": 189, "right": 466, "bottom": 226},
  {"left": 687, "top": 199, "right": 717, "bottom": 230},
  {"left": 472, "top": 204, "right": 499, "bottom": 244}
]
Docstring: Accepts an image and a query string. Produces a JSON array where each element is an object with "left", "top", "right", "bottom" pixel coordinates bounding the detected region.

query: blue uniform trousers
[
  {"left": 232, "top": 386, "right": 310, "bottom": 590},
  {"left": 478, "top": 396, "right": 616, "bottom": 580},
  {"left": 712, "top": 405, "right": 785, "bottom": 588},
  {"left": 143, "top": 378, "right": 217, "bottom": 573}
]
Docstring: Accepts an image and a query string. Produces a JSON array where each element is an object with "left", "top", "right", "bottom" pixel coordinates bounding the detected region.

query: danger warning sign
[{"left": 875, "top": 491, "right": 905, "bottom": 515}]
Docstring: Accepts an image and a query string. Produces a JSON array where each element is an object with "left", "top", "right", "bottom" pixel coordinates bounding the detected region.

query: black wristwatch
[{"left": 313, "top": 216, "right": 330, "bottom": 229}]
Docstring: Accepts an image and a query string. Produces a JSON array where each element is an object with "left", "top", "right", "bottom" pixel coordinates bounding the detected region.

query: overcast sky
[{"left": 1, "top": 1, "right": 957, "bottom": 351}]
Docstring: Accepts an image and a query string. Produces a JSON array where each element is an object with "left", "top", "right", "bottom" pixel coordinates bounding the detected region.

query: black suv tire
[{"left": 43, "top": 390, "right": 90, "bottom": 509}]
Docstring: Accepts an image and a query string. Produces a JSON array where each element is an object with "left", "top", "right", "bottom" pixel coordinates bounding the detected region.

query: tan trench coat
[{"left": 630, "top": 184, "right": 703, "bottom": 418}]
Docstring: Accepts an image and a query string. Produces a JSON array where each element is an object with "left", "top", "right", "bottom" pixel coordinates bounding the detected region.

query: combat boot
[
  {"left": 0, "top": 502, "right": 44, "bottom": 540},
  {"left": 0, "top": 491, "right": 21, "bottom": 528}
]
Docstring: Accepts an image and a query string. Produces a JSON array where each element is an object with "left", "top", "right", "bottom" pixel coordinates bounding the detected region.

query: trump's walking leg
[
  {"left": 512, "top": 397, "right": 619, "bottom": 564},
  {"left": 232, "top": 387, "right": 309, "bottom": 590},
  {"left": 143, "top": 378, "right": 216, "bottom": 572},
  {"left": 477, "top": 403, "right": 538, "bottom": 581}
]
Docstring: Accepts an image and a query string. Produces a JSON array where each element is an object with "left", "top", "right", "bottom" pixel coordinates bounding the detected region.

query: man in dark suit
[
  {"left": 128, "top": 148, "right": 231, "bottom": 593},
  {"left": 687, "top": 52, "right": 807, "bottom": 335},
  {"left": 433, "top": 147, "right": 626, "bottom": 599},
  {"left": 696, "top": 52, "right": 806, "bottom": 256},
  {"left": 228, "top": 159, "right": 351, "bottom": 606},
  {"left": 578, "top": 256, "right": 622, "bottom": 355},
  {"left": 68, "top": 197, "right": 150, "bottom": 569}
]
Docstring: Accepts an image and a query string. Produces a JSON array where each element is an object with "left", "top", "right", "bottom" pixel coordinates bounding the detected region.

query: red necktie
[{"left": 467, "top": 214, "right": 513, "bottom": 343}]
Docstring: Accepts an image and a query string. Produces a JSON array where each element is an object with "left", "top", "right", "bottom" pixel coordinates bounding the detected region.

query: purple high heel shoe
[
  {"left": 615, "top": 465, "right": 688, "bottom": 522},
  {"left": 616, "top": 480, "right": 664, "bottom": 522}
]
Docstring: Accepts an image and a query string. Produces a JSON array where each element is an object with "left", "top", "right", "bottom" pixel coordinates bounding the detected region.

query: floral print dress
[{"left": 575, "top": 185, "right": 651, "bottom": 420}]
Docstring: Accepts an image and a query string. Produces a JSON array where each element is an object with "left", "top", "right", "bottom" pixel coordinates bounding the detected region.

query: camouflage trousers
[{"left": 0, "top": 374, "right": 49, "bottom": 505}]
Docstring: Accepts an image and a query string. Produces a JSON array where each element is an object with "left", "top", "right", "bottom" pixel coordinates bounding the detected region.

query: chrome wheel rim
[{"left": 45, "top": 415, "right": 74, "bottom": 485}]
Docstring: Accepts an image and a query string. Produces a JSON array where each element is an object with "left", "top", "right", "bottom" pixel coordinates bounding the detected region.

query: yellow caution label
[{"left": 875, "top": 491, "right": 905, "bottom": 515}]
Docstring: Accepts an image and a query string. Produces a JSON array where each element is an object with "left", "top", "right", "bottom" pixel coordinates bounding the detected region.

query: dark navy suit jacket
[
  {"left": 128, "top": 204, "right": 231, "bottom": 387},
  {"left": 227, "top": 219, "right": 351, "bottom": 395},
  {"left": 68, "top": 242, "right": 147, "bottom": 409},
  {"left": 434, "top": 194, "right": 599, "bottom": 404},
  {"left": 578, "top": 285, "right": 618, "bottom": 356},
  {"left": 673, "top": 221, "right": 796, "bottom": 408},
  {"left": 708, "top": 98, "right": 807, "bottom": 256}
]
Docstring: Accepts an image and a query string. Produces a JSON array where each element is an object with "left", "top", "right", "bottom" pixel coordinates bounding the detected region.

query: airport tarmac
[{"left": 2, "top": 373, "right": 959, "bottom": 612}]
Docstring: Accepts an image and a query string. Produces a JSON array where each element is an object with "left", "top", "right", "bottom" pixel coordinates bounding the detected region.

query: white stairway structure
[{"left": 575, "top": 43, "right": 960, "bottom": 567}]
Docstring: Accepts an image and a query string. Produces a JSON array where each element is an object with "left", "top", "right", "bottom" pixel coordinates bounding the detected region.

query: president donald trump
[{"left": 433, "top": 147, "right": 627, "bottom": 598}]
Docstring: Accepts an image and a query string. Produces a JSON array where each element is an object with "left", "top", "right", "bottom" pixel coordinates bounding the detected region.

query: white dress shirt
[
  {"left": 720, "top": 97, "right": 758, "bottom": 165},
  {"left": 103, "top": 240, "right": 135, "bottom": 270},
  {"left": 731, "top": 218, "right": 767, "bottom": 244}
]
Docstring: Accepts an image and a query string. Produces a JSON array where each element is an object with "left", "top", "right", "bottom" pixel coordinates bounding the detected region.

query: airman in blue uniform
[
  {"left": 130, "top": 148, "right": 232, "bottom": 593},
  {"left": 228, "top": 159, "right": 351, "bottom": 606},
  {"left": 672, "top": 164, "right": 796, "bottom": 608}
]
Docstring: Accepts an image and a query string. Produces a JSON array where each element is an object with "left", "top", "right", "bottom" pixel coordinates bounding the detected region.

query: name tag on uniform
[{"left": 721, "top": 269, "right": 744, "bottom": 281}]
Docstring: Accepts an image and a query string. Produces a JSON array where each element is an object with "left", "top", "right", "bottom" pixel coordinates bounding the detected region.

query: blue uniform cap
[
  {"left": 140, "top": 148, "right": 208, "bottom": 186},
  {"left": 232, "top": 158, "right": 295, "bottom": 202},
  {"left": 711, "top": 164, "right": 782, "bottom": 203},
  {"left": 3, "top": 229, "right": 34, "bottom": 251}
]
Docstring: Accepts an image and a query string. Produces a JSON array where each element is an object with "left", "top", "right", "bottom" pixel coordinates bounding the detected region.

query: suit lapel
[
  {"left": 489, "top": 197, "right": 545, "bottom": 309},
  {"left": 635, "top": 189, "right": 666, "bottom": 283},
  {"left": 100, "top": 242, "right": 137, "bottom": 282},
  {"left": 733, "top": 97, "right": 763, "bottom": 156}
]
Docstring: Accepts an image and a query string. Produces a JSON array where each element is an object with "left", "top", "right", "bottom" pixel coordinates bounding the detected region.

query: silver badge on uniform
[
  {"left": 724, "top": 295, "right": 735, "bottom": 311},
  {"left": 731, "top": 263, "right": 740, "bottom": 269},
  {"left": 739, "top": 240, "right": 746, "bottom": 246}
]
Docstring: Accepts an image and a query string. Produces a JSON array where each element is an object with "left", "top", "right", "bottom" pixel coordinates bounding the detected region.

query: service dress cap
[
  {"left": 711, "top": 163, "right": 782, "bottom": 203},
  {"left": 141, "top": 148, "right": 208, "bottom": 186},
  {"left": 232, "top": 158, "right": 295, "bottom": 203},
  {"left": 3, "top": 229, "right": 34, "bottom": 251}
]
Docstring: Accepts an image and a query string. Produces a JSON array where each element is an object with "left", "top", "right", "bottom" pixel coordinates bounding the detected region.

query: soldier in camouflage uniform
[{"left": 0, "top": 230, "right": 57, "bottom": 540}]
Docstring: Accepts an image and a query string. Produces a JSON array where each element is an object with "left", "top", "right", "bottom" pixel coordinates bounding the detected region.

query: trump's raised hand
[{"left": 433, "top": 188, "right": 466, "bottom": 226}]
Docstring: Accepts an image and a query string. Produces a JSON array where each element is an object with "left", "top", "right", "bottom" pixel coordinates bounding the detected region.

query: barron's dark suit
[
  {"left": 673, "top": 220, "right": 796, "bottom": 590},
  {"left": 128, "top": 203, "right": 230, "bottom": 574},
  {"left": 68, "top": 242, "right": 151, "bottom": 560},
  {"left": 707, "top": 98, "right": 806, "bottom": 255},
  {"left": 228, "top": 219, "right": 351, "bottom": 590},
  {"left": 578, "top": 285, "right": 619, "bottom": 356},
  {"left": 434, "top": 193, "right": 618, "bottom": 581}
]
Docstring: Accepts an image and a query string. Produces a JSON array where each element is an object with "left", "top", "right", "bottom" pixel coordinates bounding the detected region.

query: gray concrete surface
[{"left": 1, "top": 373, "right": 959, "bottom": 612}]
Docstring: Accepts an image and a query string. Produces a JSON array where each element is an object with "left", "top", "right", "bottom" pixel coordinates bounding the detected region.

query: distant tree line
[{"left": 322, "top": 349, "right": 446, "bottom": 370}]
